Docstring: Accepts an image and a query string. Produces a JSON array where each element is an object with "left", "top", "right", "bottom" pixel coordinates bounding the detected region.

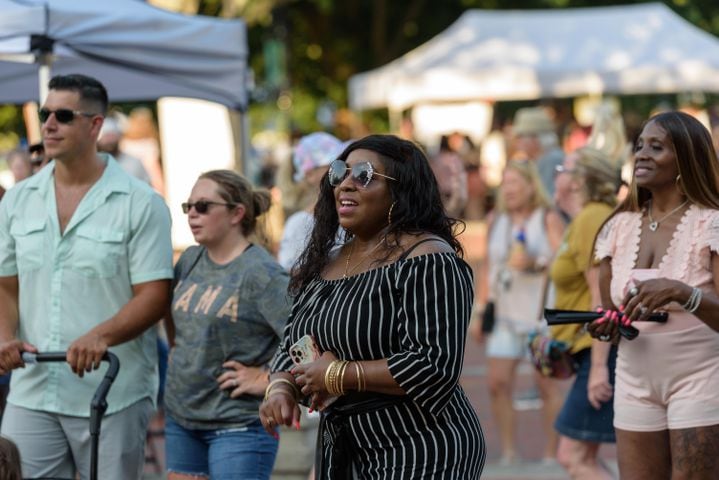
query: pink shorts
[{"left": 614, "top": 322, "right": 719, "bottom": 431}]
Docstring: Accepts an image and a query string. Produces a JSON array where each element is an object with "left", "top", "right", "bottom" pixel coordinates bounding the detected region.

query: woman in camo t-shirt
[{"left": 164, "top": 170, "right": 291, "bottom": 480}]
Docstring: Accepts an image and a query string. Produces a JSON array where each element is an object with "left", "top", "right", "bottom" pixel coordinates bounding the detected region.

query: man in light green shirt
[{"left": 0, "top": 74, "right": 173, "bottom": 479}]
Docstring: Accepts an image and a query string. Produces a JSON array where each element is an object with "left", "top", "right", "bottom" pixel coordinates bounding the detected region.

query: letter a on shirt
[{"left": 217, "top": 293, "right": 239, "bottom": 322}]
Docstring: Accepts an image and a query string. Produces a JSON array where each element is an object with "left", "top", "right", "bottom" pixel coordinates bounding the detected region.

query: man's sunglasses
[
  {"left": 38, "top": 108, "right": 99, "bottom": 124},
  {"left": 328, "top": 160, "right": 397, "bottom": 188},
  {"left": 181, "top": 201, "right": 236, "bottom": 214}
]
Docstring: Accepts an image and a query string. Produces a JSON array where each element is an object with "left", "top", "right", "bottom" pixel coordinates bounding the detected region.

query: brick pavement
[{"left": 462, "top": 338, "right": 618, "bottom": 480}]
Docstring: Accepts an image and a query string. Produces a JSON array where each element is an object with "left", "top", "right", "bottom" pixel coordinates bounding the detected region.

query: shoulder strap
[
  {"left": 177, "top": 245, "right": 204, "bottom": 282},
  {"left": 398, "top": 237, "right": 443, "bottom": 261},
  {"left": 536, "top": 273, "right": 551, "bottom": 323}
]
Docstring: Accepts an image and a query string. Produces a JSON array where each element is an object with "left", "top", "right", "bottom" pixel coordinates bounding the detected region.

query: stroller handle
[
  {"left": 21, "top": 351, "right": 120, "bottom": 411},
  {"left": 21, "top": 350, "right": 121, "bottom": 480},
  {"left": 22, "top": 351, "right": 120, "bottom": 379}
]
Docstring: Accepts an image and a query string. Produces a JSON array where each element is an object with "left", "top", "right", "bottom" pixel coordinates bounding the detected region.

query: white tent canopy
[
  {"left": 349, "top": 3, "right": 719, "bottom": 111},
  {"left": 0, "top": 0, "right": 249, "bottom": 110}
]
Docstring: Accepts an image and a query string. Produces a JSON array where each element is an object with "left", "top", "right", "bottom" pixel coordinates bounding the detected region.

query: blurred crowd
[{"left": 3, "top": 88, "right": 719, "bottom": 479}]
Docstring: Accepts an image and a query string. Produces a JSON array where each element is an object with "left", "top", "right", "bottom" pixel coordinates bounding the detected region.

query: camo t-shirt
[{"left": 165, "top": 244, "right": 291, "bottom": 429}]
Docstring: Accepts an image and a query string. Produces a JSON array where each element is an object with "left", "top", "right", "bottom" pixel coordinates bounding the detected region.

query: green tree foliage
[
  {"left": 236, "top": 0, "right": 719, "bottom": 135},
  {"left": 5, "top": 0, "right": 719, "bottom": 143},
  {"left": 0, "top": 106, "right": 26, "bottom": 153}
]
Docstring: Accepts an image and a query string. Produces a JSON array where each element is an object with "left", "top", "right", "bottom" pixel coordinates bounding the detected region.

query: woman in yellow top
[{"left": 550, "top": 145, "right": 622, "bottom": 479}]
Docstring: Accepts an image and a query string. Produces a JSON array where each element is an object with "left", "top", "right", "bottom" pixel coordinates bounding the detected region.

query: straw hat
[{"left": 513, "top": 107, "right": 555, "bottom": 136}]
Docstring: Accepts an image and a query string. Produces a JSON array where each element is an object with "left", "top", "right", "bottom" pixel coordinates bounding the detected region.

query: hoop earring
[
  {"left": 675, "top": 174, "right": 685, "bottom": 195},
  {"left": 387, "top": 202, "right": 396, "bottom": 226}
]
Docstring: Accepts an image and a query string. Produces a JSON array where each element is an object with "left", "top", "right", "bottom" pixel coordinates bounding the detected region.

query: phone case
[{"left": 290, "top": 334, "right": 321, "bottom": 365}]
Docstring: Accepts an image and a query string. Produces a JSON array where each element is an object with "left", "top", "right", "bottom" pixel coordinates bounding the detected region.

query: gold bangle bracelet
[
  {"left": 268, "top": 388, "right": 296, "bottom": 401},
  {"left": 356, "top": 361, "right": 366, "bottom": 392},
  {"left": 324, "top": 361, "right": 339, "bottom": 396},
  {"left": 264, "top": 378, "right": 299, "bottom": 401},
  {"left": 337, "top": 361, "right": 349, "bottom": 395},
  {"left": 330, "top": 361, "right": 344, "bottom": 396},
  {"left": 353, "top": 362, "right": 362, "bottom": 392}
]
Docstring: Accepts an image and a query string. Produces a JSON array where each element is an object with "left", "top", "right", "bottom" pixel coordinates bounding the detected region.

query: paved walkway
[{"left": 461, "top": 341, "right": 617, "bottom": 480}]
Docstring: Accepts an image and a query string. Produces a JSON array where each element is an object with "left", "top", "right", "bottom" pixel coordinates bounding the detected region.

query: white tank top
[{"left": 488, "top": 208, "right": 554, "bottom": 332}]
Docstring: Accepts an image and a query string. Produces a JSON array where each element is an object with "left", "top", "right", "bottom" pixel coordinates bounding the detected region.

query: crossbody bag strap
[
  {"left": 176, "top": 245, "right": 205, "bottom": 284},
  {"left": 536, "top": 272, "right": 551, "bottom": 323},
  {"left": 535, "top": 208, "right": 556, "bottom": 323}
]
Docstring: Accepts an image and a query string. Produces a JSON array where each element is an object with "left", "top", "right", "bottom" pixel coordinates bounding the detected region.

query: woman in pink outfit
[{"left": 590, "top": 111, "right": 719, "bottom": 479}]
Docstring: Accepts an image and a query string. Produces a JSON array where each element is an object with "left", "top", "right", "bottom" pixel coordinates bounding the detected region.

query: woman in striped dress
[{"left": 260, "top": 134, "right": 485, "bottom": 479}]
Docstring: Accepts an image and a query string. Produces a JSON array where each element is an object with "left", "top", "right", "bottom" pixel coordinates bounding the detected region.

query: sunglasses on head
[
  {"left": 328, "top": 159, "right": 397, "bottom": 188},
  {"left": 554, "top": 164, "right": 576, "bottom": 176},
  {"left": 38, "top": 108, "right": 98, "bottom": 124},
  {"left": 181, "top": 200, "right": 236, "bottom": 214}
]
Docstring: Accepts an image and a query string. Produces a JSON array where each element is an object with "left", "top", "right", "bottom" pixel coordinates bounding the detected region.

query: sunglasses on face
[
  {"left": 181, "top": 200, "right": 236, "bottom": 214},
  {"left": 38, "top": 108, "right": 98, "bottom": 124},
  {"left": 327, "top": 160, "right": 397, "bottom": 188}
]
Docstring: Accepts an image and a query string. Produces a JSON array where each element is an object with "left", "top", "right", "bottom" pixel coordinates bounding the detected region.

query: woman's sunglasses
[
  {"left": 181, "top": 201, "right": 236, "bottom": 214},
  {"left": 554, "top": 164, "right": 576, "bottom": 177},
  {"left": 38, "top": 108, "right": 98, "bottom": 124},
  {"left": 328, "top": 160, "right": 397, "bottom": 188}
]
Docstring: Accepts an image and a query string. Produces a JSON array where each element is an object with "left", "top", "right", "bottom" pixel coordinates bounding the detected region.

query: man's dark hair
[{"left": 48, "top": 74, "right": 108, "bottom": 114}]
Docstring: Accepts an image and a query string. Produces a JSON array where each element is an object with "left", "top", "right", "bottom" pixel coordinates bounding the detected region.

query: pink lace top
[{"left": 594, "top": 204, "right": 719, "bottom": 333}]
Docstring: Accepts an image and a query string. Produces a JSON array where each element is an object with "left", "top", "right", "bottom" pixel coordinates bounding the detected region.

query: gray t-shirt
[{"left": 164, "top": 244, "right": 291, "bottom": 429}]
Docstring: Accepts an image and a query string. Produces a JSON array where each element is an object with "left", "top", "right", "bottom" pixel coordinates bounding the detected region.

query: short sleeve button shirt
[{"left": 0, "top": 154, "right": 173, "bottom": 416}]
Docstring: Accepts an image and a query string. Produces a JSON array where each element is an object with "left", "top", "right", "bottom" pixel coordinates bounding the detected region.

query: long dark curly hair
[{"left": 288, "top": 134, "right": 464, "bottom": 294}]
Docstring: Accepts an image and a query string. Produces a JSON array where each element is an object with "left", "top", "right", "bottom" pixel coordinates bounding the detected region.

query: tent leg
[
  {"left": 38, "top": 53, "right": 52, "bottom": 104},
  {"left": 240, "top": 112, "right": 250, "bottom": 177},
  {"left": 229, "top": 109, "right": 250, "bottom": 177}
]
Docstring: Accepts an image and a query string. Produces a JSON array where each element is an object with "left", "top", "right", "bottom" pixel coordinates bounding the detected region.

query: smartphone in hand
[
  {"left": 290, "top": 334, "right": 321, "bottom": 365},
  {"left": 289, "top": 334, "right": 337, "bottom": 410}
]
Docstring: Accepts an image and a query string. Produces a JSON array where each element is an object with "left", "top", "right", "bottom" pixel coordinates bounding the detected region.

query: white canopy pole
[{"left": 37, "top": 52, "right": 52, "bottom": 104}]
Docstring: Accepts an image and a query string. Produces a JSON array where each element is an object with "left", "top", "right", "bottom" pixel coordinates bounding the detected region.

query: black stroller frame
[{"left": 21, "top": 351, "right": 120, "bottom": 480}]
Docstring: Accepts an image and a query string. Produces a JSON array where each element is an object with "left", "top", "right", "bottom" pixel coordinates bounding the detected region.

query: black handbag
[{"left": 481, "top": 301, "right": 495, "bottom": 333}]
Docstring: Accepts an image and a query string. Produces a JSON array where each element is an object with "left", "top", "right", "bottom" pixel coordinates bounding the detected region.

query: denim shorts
[
  {"left": 165, "top": 415, "right": 279, "bottom": 479},
  {"left": 486, "top": 322, "right": 530, "bottom": 360},
  {"left": 555, "top": 346, "right": 617, "bottom": 443}
]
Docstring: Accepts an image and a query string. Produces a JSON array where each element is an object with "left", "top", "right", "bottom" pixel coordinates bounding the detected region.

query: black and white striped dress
[{"left": 271, "top": 252, "right": 486, "bottom": 479}]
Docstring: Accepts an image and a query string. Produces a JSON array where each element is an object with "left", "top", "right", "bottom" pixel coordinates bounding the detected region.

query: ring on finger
[
  {"left": 599, "top": 334, "right": 611, "bottom": 342},
  {"left": 639, "top": 304, "right": 648, "bottom": 315},
  {"left": 629, "top": 286, "right": 639, "bottom": 297}
]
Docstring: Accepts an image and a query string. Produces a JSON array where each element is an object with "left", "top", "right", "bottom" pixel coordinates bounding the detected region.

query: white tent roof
[
  {"left": 349, "top": 3, "right": 719, "bottom": 110},
  {"left": 0, "top": 0, "right": 249, "bottom": 110}
]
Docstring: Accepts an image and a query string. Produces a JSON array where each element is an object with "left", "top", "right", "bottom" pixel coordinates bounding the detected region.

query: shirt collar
[{"left": 25, "top": 153, "right": 131, "bottom": 197}]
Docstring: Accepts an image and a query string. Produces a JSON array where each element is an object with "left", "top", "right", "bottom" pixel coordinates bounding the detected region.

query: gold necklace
[
  {"left": 343, "top": 240, "right": 384, "bottom": 279},
  {"left": 647, "top": 200, "right": 689, "bottom": 232}
]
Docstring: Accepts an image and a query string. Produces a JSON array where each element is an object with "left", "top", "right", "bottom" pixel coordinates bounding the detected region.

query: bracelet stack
[
  {"left": 355, "top": 361, "right": 366, "bottom": 393},
  {"left": 264, "top": 378, "right": 300, "bottom": 401},
  {"left": 682, "top": 287, "right": 703, "bottom": 313},
  {"left": 324, "top": 360, "right": 350, "bottom": 396}
]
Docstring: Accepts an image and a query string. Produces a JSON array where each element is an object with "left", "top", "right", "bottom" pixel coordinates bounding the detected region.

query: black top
[{"left": 272, "top": 252, "right": 485, "bottom": 479}]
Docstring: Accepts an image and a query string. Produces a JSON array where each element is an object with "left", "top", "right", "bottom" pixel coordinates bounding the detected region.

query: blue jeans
[{"left": 165, "top": 415, "right": 278, "bottom": 479}]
